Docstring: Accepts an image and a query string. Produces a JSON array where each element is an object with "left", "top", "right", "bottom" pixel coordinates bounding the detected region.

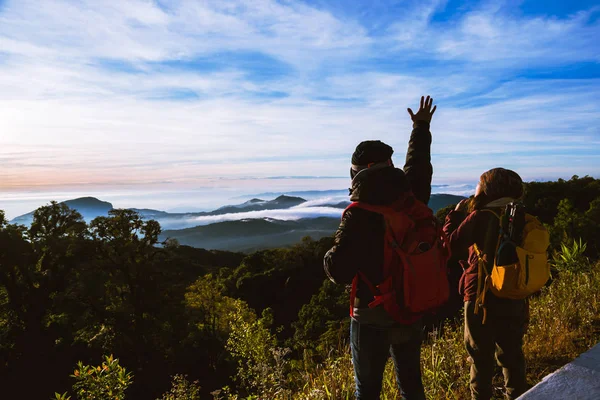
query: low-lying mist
[{"left": 157, "top": 206, "right": 344, "bottom": 230}]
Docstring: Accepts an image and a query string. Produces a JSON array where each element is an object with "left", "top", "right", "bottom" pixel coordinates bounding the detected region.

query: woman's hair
[{"left": 469, "top": 168, "right": 524, "bottom": 212}]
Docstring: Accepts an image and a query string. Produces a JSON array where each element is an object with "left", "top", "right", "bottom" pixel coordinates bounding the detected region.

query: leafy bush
[
  {"left": 72, "top": 355, "right": 133, "bottom": 400},
  {"left": 552, "top": 238, "right": 591, "bottom": 273},
  {"left": 291, "top": 279, "right": 348, "bottom": 354},
  {"left": 55, "top": 355, "right": 133, "bottom": 400},
  {"left": 435, "top": 204, "right": 456, "bottom": 223},
  {"left": 158, "top": 375, "right": 201, "bottom": 400},
  {"left": 226, "top": 306, "right": 291, "bottom": 397}
]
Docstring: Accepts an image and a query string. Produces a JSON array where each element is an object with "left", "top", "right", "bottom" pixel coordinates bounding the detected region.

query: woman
[{"left": 443, "top": 168, "right": 528, "bottom": 400}]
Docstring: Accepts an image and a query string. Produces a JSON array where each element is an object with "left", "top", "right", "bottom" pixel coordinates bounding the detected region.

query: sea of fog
[{"left": 0, "top": 183, "right": 476, "bottom": 228}]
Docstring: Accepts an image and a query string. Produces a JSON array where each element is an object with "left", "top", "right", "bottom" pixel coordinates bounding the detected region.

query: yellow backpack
[{"left": 473, "top": 206, "right": 551, "bottom": 323}]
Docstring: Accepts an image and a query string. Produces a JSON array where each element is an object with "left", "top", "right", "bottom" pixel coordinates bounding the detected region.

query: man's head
[
  {"left": 349, "top": 140, "right": 410, "bottom": 203},
  {"left": 350, "top": 140, "right": 394, "bottom": 179}
]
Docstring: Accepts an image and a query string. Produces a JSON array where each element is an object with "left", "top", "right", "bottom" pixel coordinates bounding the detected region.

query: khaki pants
[{"left": 464, "top": 298, "right": 528, "bottom": 400}]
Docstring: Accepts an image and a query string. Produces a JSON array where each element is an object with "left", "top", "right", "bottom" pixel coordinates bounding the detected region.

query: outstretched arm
[{"left": 404, "top": 96, "right": 436, "bottom": 205}]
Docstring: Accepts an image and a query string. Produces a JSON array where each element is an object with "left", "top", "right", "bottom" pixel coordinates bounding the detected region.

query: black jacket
[{"left": 323, "top": 121, "right": 433, "bottom": 312}]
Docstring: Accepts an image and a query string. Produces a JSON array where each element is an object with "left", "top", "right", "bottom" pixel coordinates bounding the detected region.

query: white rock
[{"left": 518, "top": 342, "right": 600, "bottom": 399}]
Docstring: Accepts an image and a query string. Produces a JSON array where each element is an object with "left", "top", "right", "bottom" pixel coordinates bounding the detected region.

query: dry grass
[
  {"left": 524, "top": 265, "right": 600, "bottom": 384},
  {"left": 263, "top": 262, "right": 600, "bottom": 400}
]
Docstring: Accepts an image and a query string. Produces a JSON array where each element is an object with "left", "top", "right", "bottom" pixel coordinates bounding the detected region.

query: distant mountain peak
[
  {"left": 65, "top": 197, "right": 113, "bottom": 207},
  {"left": 71, "top": 196, "right": 102, "bottom": 201},
  {"left": 10, "top": 196, "right": 114, "bottom": 225},
  {"left": 274, "top": 195, "right": 305, "bottom": 202}
]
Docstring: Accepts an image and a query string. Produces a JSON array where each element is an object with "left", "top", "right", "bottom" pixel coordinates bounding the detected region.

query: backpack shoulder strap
[
  {"left": 472, "top": 209, "right": 503, "bottom": 325},
  {"left": 472, "top": 208, "right": 501, "bottom": 266},
  {"left": 344, "top": 202, "right": 394, "bottom": 216}
]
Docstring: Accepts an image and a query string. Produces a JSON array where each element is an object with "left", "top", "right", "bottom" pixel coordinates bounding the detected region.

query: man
[{"left": 324, "top": 96, "right": 437, "bottom": 400}]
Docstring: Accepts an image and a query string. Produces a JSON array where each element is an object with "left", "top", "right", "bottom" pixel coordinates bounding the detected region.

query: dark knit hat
[{"left": 351, "top": 140, "right": 394, "bottom": 178}]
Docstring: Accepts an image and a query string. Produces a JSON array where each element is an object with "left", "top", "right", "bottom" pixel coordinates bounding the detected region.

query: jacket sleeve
[
  {"left": 403, "top": 121, "right": 433, "bottom": 205},
  {"left": 323, "top": 208, "right": 370, "bottom": 285},
  {"left": 444, "top": 210, "right": 478, "bottom": 256}
]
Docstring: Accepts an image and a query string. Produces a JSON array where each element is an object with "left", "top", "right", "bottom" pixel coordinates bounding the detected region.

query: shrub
[
  {"left": 552, "top": 238, "right": 591, "bottom": 274},
  {"left": 55, "top": 355, "right": 133, "bottom": 400},
  {"left": 158, "top": 374, "right": 201, "bottom": 400},
  {"left": 226, "top": 306, "right": 291, "bottom": 397}
]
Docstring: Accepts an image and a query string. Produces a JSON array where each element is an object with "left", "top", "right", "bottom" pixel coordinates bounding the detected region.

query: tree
[
  {"left": 184, "top": 275, "right": 253, "bottom": 371},
  {"left": 436, "top": 204, "right": 455, "bottom": 223},
  {"left": 0, "top": 202, "right": 89, "bottom": 398},
  {"left": 291, "top": 279, "right": 348, "bottom": 354}
]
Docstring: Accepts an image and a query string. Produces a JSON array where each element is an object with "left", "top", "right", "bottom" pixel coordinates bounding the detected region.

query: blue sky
[{"left": 0, "top": 0, "right": 599, "bottom": 216}]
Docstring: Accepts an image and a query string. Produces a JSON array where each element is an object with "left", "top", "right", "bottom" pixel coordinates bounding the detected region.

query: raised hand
[{"left": 407, "top": 95, "right": 437, "bottom": 124}]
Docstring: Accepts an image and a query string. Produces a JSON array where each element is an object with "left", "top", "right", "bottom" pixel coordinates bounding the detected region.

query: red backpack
[{"left": 346, "top": 199, "right": 451, "bottom": 324}]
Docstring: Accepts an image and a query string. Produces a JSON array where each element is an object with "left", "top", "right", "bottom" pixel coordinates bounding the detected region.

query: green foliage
[
  {"left": 0, "top": 202, "right": 246, "bottom": 398},
  {"left": 158, "top": 375, "right": 201, "bottom": 400},
  {"left": 548, "top": 199, "right": 587, "bottom": 248},
  {"left": 291, "top": 280, "right": 348, "bottom": 354},
  {"left": 552, "top": 238, "right": 591, "bottom": 274},
  {"left": 184, "top": 275, "right": 255, "bottom": 372},
  {"left": 435, "top": 204, "right": 456, "bottom": 224},
  {"left": 226, "top": 305, "right": 291, "bottom": 397},
  {"left": 0, "top": 201, "right": 91, "bottom": 396},
  {"left": 71, "top": 355, "right": 133, "bottom": 400},
  {"left": 3, "top": 177, "right": 600, "bottom": 398},
  {"left": 185, "top": 275, "right": 252, "bottom": 338},
  {"left": 90, "top": 208, "right": 161, "bottom": 246},
  {"left": 29, "top": 201, "right": 87, "bottom": 240},
  {"left": 523, "top": 175, "right": 600, "bottom": 224},
  {"left": 221, "top": 236, "right": 334, "bottom": 341},
  {"left": 524, "top": 176, "right": 600, "bottom": 257}
]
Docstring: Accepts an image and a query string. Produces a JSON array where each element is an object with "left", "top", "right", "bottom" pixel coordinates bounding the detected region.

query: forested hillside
[{"left": 0, "top": 176, "right": 598, "bottom": 399}]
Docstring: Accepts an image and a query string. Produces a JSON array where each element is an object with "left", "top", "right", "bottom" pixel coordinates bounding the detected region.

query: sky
[{"left": 1, "top": 0, "right": 599, "bottom": 218}]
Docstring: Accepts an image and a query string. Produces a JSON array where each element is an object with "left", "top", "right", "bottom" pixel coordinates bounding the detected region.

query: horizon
[
  {"left": 2, "top": 180, "right": 478, "bottom": 220},
  {"left": 1, "top": 0, "right": 599, "bottom": 217},
  {"left": 4, "top": 174, "right": 596, "bottom": 221}
]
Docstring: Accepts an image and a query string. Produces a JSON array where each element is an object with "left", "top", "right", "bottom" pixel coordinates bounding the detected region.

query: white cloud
[
  {"left": 163, "top": 206, "right": 343, "bottom": 229},
  {"left": 0, "top": 0, "right": 598, "bottom": 217},
  {"left": 0, "top": 0, "right": 370, "bottom": 66},
  {"left": 387, "top": 0, "right": 448, "bottom": 46},
  {"left": 434, "top": 5, "right": 600, "bottom": 65},
  {"left": 292, "top": 197, "right": 348, "bottom": 208}
]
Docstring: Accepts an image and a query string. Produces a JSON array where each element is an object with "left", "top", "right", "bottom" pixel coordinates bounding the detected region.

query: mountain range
[
  {"left": 161, "top": 217, "right": 341, "bottom": 253},
  {"left": 10, "top": 193, "right": 466, "bottom": 252},
  {"left": 11, "top": 195, "right": 317, "bottom": 226}
]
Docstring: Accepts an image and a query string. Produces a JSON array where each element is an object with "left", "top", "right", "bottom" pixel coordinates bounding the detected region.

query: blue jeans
[{"left": 350, "top": 319, "right": 426, "bottom": 400}]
